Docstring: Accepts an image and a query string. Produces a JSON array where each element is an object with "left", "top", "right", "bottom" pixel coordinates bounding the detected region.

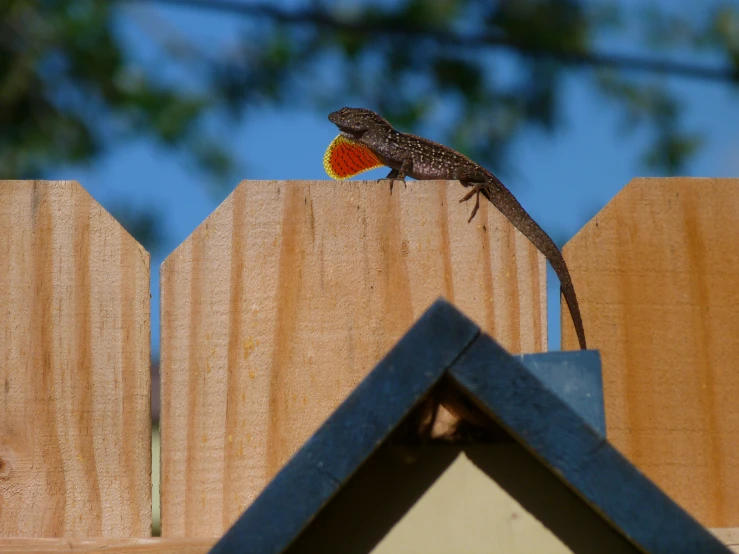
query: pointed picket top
[
  {"left": 561, "top": 177, "right": 739, "bottom": 527},
  {"left": 158, "top": 179, "right": 548, "bottom": 536},
  {"left": 212, "top": 299, "right": 728, "bottom": 554},
  {"left": 0, "top": 180, "right": 151, "bottom": 536}
]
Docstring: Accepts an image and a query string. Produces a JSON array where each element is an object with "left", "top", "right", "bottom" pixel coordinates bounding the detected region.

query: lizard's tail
[{"left": 478, "top": 182, "right": 587, "bottom": 350}]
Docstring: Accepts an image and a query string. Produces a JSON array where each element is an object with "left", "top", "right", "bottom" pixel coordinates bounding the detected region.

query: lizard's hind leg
[{"left": 459, "top": 183, "right": 483, "bottom": 223}]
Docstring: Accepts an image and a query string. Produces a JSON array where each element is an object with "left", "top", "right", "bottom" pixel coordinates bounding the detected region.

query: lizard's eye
[{"left": 337, "top": 124, "right": 366, "bottom": 140}]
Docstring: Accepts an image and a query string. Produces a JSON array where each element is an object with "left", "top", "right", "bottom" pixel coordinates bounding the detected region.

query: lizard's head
[{"left": 328, "top": 107, "right": 391, "bottom": 139}]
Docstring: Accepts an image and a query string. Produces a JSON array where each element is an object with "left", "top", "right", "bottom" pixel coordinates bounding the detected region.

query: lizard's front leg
[
  {"left": 459, "top": 182, "right": 484, "bottom": 223},
  {"left": 382, "top": 169, "right": 399, "bottom": 193},
  {"left": 385, "top": 159, "right": 411, "bottom": 194}
]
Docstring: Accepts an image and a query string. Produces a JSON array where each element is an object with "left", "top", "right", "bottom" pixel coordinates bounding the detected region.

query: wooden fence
[
  {"left": 562, "top": 178, "right": 739, "bottom": 529},
  {"left": 0, "top": 178, "right": 738, "bottom": 552}
]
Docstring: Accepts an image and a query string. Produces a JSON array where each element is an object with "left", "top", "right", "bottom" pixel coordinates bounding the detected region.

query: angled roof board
[{"left": 210, "top": 299, "right": 730, "bottom": 554}]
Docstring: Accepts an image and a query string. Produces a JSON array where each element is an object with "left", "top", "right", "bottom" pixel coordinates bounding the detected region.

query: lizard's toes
[{"left": 459, "top": 189, "right": 477, "bottom": 203}]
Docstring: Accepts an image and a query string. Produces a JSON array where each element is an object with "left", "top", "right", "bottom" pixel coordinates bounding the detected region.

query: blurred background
[{"left": 3, "top": 0, "right": 738, "bottom": 533}]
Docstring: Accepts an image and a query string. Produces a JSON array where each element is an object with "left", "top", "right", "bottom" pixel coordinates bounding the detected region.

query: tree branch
[{"left": 117, "top": 0, "right": 739, "bottom": 84}]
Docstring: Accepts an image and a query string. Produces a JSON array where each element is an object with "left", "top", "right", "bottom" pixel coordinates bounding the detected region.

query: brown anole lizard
[{"left": 325, "top": 107, "right": 587, "bottom": 350}]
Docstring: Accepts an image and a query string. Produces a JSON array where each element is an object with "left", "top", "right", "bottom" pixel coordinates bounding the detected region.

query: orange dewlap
[{"left": 323, "top": 134, "right": 384, "bottom": 179}]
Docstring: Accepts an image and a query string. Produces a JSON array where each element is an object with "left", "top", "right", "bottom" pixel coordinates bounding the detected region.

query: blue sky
[{"left": 59, "top": 1, "right": 739, "bottom": 354}]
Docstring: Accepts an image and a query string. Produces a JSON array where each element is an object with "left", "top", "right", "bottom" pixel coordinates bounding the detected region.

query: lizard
[{"left": 325, "top": 106, "right": 587, "bottom": 350}]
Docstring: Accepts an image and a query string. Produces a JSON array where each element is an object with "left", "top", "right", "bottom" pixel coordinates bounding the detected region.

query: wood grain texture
[
  {"left": 0, "top": 539, "right": 214, "bottom": 553},
  {"left": 561, "top": 177, "right": 739, "bottom": 527},
  {"left": 212, "top": 300, "right": 480, "bottom": 554},
  {"left": 0, "top": 181, "right": 151, "bottom": 537},
  {"left": 160, "top": 179, "right": 546, "bottom": 537}
]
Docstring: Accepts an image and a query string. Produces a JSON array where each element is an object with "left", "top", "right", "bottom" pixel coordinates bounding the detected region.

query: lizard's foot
[
  {"left": 381, "top": 169, "right": 401, "bottom": 194},
  {"left": 375, "top": 178, "right": 397, "bottom": 194},
  {"left": 459, "top": 185, "right": 482, "bottom": 223},
  {"left": 389, "top": 178, "right": 408, "bottom": 194}
]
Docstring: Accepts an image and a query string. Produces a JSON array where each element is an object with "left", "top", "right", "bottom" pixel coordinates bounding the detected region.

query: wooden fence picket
[
  {"left": 159, "top": 179, "right": 547, "bottom": 537},
  {"left": 0, "top": 181, "right": 151, "bottom": 537},
  {"left": 562, "top": 177, "right": 739, "bottom": 528}
]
